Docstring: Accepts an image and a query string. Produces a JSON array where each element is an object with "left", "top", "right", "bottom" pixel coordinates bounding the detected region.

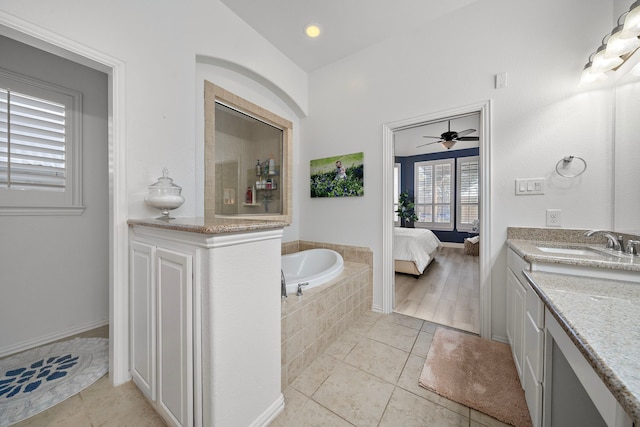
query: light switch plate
[{"left": 515, "top": 178, "right": 545, "bottom": 195}]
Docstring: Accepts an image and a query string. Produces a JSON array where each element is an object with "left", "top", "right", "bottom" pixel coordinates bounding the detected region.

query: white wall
[
  {"left": 0, "top": 0, "right": 307, "bottom": 220},
  {"left": 300, "top": 0, "right": 614, "bottom": 339},
  {"left": 0, "top": 0, "right": 307, "bottom": 349},
  {"left": 0, "top": 36, "right": 109, "bottom": 354}
]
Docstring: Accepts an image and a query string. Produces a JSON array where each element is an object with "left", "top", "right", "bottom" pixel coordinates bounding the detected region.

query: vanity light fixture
[
  {"left": 605, "top": 23, "right": 640, "bottom": 58},
  {"left": 304, "top": 24, "right": 321, "bottom": 38},
  {"left": 580, "top": 0, "right": 640, "bottom": 86},
  {"left": 621, "top": 0, "right": 640, "bottom": 38},
  {"left": 591, "top": 43, "right": 624, "bottom": 73},
  {"left": 579, "top": 54, "right": 608, "bottom": 87}
]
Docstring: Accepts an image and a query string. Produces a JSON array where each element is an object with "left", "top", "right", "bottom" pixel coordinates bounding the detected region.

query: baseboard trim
[
  {"left": 249, "top": 393, "right": 285, "bottom": 427},
  {"left": 0, "top": 319, "right": 109, "bottom": 358}
]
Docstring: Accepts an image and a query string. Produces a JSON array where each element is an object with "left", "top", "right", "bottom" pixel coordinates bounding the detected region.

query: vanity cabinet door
[
  {"left": 507, "top": 268, "right": 526, "bottom": 384},
  {"left": 156, "top": 248, "right": 193, "bottom": 427},
  {"left": 129, "top": 241, "right": 156, "bottom": 401}
]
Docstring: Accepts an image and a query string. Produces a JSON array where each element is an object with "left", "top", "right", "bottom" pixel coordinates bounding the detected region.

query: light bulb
[
  {"left": 621, "top": 1, "right": 640, "bottom": 38},
  {"left": 304, "top": 24, "right": 321, "bottom": 38},
  {"left": 591, "top": 48, "right": 623, "bottom": 72},
  {"left": 605, "top": 26, "right": 640, "bottom": 58},
  {"left": 579, "top": 64, "right": 608, "bottom": 87}
]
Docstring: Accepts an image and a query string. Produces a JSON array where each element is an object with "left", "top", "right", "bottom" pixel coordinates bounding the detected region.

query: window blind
[
  {"left": 0, "top": 88, "right": 66, "bottom": 191},
  {"left": 458, "top": 157, "right": 479, "bottom": 229},
  {"left": 414, "top": 159, "right": 454, "bottom": 230}
]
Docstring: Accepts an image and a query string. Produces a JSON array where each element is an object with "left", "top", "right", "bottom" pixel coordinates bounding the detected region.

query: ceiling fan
[{"left": 417, "top": 120, "right": 479, "bottom": 150}]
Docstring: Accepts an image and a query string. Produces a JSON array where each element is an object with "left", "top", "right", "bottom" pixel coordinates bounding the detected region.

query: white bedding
[{"left": 394, "top": 227, "right": 443, "bottom": 273}]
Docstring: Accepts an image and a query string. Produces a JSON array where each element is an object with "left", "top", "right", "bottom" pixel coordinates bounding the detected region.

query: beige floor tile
[
  {"left": 386, "top": 312, "right": 425, "bottom": 330},
  {"left": 410, "top": 331, "right": 434, "bottom": 358},
  {"left": 421, "top": 321, "right": 438, "bottom": 334},
  {"left": 378, "top": 387, "right": 469, "bottom": 427},
  {"left": 13, "top": 394, "right": 92, "bottom": 427},
  {"left": 291, "top": 353, "right": 340, "bottom": 397},
  {"left": 271, "top": 387, "right": 310, "bottom": 427},
  {"left": 323, "top": 330, "right": 362, "bottom": 360},
  {"left": 366, "top": 319, "right": 419, "bottom": 352},
  {"left": 344, "top": 338, "right": 409, "bottom": 384},
  {"left": 312, "top": 362, "right": 394, "bottom": 427},
  {"left": 284, "top": 399, "right": 354, "bottom": 427},
  {"left": 396, "top": 354, "right": 470, "bottom": 418},
  {"left": 470, "top": 408, "right": 513, "bottom": 427},
  {"left": 347, "top": 314, "right": 379, "bottom": 336}
]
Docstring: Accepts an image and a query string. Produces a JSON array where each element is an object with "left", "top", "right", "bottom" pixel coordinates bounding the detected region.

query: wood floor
[{"left": 394, "top": 246, "right": 480, "bottom": 334}]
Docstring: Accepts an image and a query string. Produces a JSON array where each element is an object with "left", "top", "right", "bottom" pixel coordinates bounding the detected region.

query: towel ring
[{"left": 555, "top": 156, "right": 587, "bottom": 178}]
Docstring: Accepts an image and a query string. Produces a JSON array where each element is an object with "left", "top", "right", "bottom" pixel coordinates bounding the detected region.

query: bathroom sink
[{"left": 536, "top": 246, "right": 598, "bottom": 256}]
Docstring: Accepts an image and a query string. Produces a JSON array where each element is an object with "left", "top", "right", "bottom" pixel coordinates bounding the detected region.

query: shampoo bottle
[{"left": 269, "top": 155, "right": 276, "bottom": 175}]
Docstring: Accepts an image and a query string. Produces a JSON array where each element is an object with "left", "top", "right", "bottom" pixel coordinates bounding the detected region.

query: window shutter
[
  {"left": 458, "top": 157, "right": 479, "bottom": 229},
  {"left": 414, "top": 159, "right": 454, "bottom": 230},
  {"left": 0, "top": 89, "right": 66, "bottom": 191}
]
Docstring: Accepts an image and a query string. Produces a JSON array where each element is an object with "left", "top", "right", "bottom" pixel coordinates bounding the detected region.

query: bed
[{"left": 394, "top": 227, "right": 443, "bottom": 276}]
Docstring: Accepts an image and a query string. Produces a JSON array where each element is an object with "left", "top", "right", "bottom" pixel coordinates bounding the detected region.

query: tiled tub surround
[
  {"left": 506, "top": 227, "right": 640, "bottom": 425},
  {"left": 280, "top": 242, "right": 373, "bottom": 389}
]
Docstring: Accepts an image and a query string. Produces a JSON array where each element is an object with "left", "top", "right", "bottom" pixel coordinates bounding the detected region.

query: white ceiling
[
  {"left": 220, "top": 0, "right": 479, "bottom": 72},
  {"left": 394, "top": 113, "right": 480, "bottom": 157}
]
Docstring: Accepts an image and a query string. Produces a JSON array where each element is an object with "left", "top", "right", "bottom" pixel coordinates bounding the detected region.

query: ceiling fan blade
[
  {"left": 416, "top": 140, "right": 442, "bottom": 148},
  {"left": 457, "top": 136, "right": 480, "bottom": 141},
  {"left": 422, "top": 135, "right": 442, "bottom": 139},
  {"left": 456, "top": 129, "right": 477, "bottom": 137}
]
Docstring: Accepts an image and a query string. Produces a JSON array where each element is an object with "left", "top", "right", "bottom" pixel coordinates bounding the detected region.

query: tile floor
[
  {"left": 271, "top": 311, "right": 509, "bottom": 427},
  {"left": 10, "top": 313, "right": 511, "bottom": 426}
]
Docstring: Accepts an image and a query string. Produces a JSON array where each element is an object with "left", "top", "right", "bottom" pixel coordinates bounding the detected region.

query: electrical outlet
[{"left": 546, "top": 209, "right": 561, "bottom": 227}]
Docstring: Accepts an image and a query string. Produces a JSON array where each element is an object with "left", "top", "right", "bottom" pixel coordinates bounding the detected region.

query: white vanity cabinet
[
  {"left": 128, "top": 221, "right": 285, "bottom": 427},
  {"left": 507, "top": 248, "right": 543, "bottom": 426},
  {"left": 129, "top": 240, "right": 194, "bottom": 427}
]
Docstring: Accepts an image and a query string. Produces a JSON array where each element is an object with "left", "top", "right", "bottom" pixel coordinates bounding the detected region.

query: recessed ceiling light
[{"left": 304, "top": 24, "right": 321, "bottom": 38}]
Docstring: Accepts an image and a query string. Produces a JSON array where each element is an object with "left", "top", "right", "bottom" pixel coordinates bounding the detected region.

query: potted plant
[{"left": 396, "top": 190, "right": 418, "bottom": 227}]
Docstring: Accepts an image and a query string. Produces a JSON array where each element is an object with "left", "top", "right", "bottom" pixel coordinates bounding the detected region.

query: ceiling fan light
[
  {"left": 621, "top": 1, "right": 640, "bottom": 38},
  {"left": 591, "top": 47, "right": 623, "bottom": 72},
  {"left": 605, "top": 25, "right": 640, "bottom": 57},
  {"left": 441, "top": 140, "right": 456, "bottom": 150}
]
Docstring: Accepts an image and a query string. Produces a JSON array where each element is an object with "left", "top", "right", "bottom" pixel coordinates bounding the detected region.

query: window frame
[
  {"left": 413, "top": 158, "right": 454, "bottom": 231},
  {"left": 456, "top": 155, "right": 480, "bottom": 232},
  {"left": 0, "top": 68, "right": 84, "bottom": 215}
]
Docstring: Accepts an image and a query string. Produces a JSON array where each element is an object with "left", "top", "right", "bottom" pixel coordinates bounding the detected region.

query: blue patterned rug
[{"left": 0, "top": 337, "right": 108, "bottom": 426}]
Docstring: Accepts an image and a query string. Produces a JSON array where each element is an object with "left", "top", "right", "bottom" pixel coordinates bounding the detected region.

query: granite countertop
[
  {"left": 507, "top": 239, "right": 640, "bottom": 272},
  {"left": 127, "top": 216, "right": 289, "bottom": 234},
  {"left": 523, "top": 271, "right": 640, "bottom": 425}
]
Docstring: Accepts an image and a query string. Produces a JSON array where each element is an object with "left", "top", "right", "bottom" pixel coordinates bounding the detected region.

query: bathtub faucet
[
  {"left": 296, "top": 282, "right": 309, "bottom": 296},
  {"left": 281, "top": 270, "right": 287, "bottom": 299}
]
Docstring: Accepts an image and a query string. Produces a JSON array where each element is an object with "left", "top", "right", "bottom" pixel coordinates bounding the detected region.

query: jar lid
[{"left": 148, "top": 168, "right": 182, "bottom": 192}]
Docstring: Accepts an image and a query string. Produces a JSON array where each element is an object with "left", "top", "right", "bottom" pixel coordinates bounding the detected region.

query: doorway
[
  {"left": 0, "top": 15, "right": 129, "bottom": 384},
  {"left": 381, "top": 101, "right": 491, "bottom": 338}
]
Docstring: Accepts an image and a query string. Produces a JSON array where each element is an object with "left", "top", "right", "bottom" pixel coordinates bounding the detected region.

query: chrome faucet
[
  {"left": 296, "top": 282, "right": 309, "bottom": 296},
  {"left": 281, "top": 270, "right": 287, "bottom": 299},
  {"left": 625, "top": 240, "right": 640, "bottom": 256},
  {"left": 584, "top": 229, "right": 623, "bottom": 252}
]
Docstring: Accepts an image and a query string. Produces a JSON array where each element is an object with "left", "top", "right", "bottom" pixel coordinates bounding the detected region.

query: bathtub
[{"left": 282, "top": 249, "right": 344, "bottom": 294}]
